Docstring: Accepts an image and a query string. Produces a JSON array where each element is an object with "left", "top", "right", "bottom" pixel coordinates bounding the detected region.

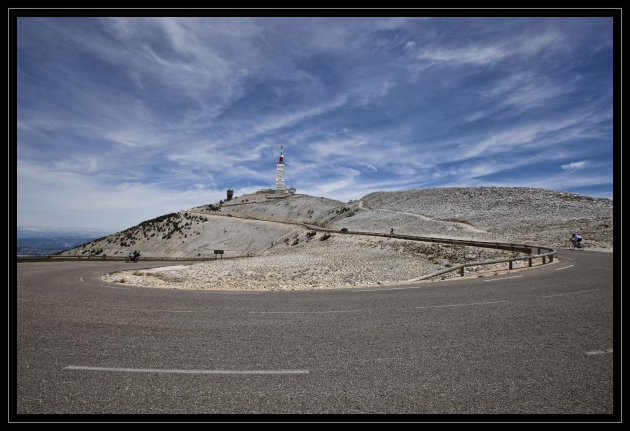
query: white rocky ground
[
  {"left": 87, "top": 187, "right": 613, "bottom": 291},
  {"left": 346, "top": 187, "right": 613, "bottom": 250},
  {"left": 62, "top": 211, "right": 301, "bottom": 258},
  {"left": 101, "top": 232, "right": 533, "bottom": 290}
]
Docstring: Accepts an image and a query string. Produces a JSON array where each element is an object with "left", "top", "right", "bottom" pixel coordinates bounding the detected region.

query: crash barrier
[
  {"left": 303, "top": 225, "right": 557, "bottom": 281},
  {"left": 405, "top": 248, "right": 556, "bottom": 282},
  {"left": 16, "top": 255, "right": 223, "bottom": 263},
  {"left": 17, "top": 225, "right": 557, "bottom": 281}
]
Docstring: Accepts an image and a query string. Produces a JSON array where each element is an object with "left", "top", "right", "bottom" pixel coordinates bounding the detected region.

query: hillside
[
  {"left": 336, "top": 187, "right": 613, "bottom": 250},
  {"left": 60, "top": 210, "right": 300, "bottom": 259},
  {"left": 217, "top": 193, "right": 351, "bottom": 227},
  {"left": 61, "top": 187, "right": 613, "bottom": 260}
]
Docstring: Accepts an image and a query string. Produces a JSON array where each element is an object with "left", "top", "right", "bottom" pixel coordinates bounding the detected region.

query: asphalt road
[{"left": 14, "top": 249, "right": 617, "bottom": 418}]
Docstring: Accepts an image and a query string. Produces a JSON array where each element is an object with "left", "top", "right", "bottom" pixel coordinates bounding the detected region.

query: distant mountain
[
  {"left": 17, "top": 227, "right": 112, "bottom": 256},
  {"left": 55, "top": 187, "right": 613, "bottom": 259}
]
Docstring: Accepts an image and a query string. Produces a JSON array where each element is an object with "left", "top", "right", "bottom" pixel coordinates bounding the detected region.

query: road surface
[{"left": 14, "top": 249, "right": 616, "bottom": 417}]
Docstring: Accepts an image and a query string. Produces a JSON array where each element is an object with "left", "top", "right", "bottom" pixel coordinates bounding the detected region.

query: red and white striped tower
[{"left": 275, "top": 145, "right": 286, "bottom": 191}]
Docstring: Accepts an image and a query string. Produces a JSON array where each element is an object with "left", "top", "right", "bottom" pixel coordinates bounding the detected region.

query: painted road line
[
  {"left": 542, "top": 289, "right": 599, "bottom": 299},
  {"left": 249, "top": 310, "right": 361, "bottom": 314},
  {"left": 352, "top": 286, "right": 422, "bottom": 293},
  {"left": 416, "top": 300, "right": 507, "bottom": 309},
  {"left": 192, "top": 291, "right": 259, "bottom": 295},
  {"left": 105, "top": 307, "right": 195, "bottom": 313},
  {"left": 484, "top": 275, "right": 523, "bottom": 282},
  {"left": 554, "top": 265, "right": 575, "bottom": 271},
  {"left": 17, "top": 298, "right": 58, "bottom": 305},
  {"left": 585, "top": 348, "right": 613, "bottom": 356},
  {"left": 64, "top": 366, "right": 309, "bottom": 375}
]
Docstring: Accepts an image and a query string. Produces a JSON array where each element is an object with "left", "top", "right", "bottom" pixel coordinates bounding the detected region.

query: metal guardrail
[
  {"left": 17, "top": 224, "right": 557, "bottom": 281},
  {"left": 16, "top": 255, "right": 222, "bottom": 263},
  {"left": 406, "top": 248, "right": 556, "bottom": 281},
  {"left": 303, "top": 225, "right": 557, "bottom": 281}
]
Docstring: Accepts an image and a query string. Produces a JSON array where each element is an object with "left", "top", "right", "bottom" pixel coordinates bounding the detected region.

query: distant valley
[{"left": 17, "top": 228, "right": 112, "bottom": 256}]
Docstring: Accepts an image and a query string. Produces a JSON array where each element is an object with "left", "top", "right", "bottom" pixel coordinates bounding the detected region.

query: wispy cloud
[
  {"left": 17, "top": 160, "right": 226, "bottom": 231},
  {"left": 410, "top": 24, "right": 563, "bottom": 66},
  {"left": 16, "top": 16, "right": 614, "bottom": 232},
  {"left": 561, "top": 161, "right": 589, "bottom": 171}
]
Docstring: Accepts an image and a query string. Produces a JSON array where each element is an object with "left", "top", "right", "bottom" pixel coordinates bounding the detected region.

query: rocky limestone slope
[
  {"left": 63, "top": 186, "right": 613, "bottom": 261},
  {"left": 89, "top": 186, "right": 613, "bottom": 290},
  {"left": 59, "top": 210, "right": 300, "bottom": 258},
  {"left": 103, "top": 232, "right": 528, "bottom": 290},
  {"left": 338, "top": 187, "right": 613, "bottom": 250}
]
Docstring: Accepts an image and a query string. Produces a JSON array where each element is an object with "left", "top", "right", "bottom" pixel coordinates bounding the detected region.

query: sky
[{"left": 16, "top": 15, "right": 615, "bottom": 234}]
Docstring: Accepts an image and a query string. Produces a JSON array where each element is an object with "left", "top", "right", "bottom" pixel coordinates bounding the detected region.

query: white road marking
[
  {"left": 554, "top": 265, "right": 575, "bottom": 271},
  {"left": 106, "top": 307, "right": 194, "bottom": 313},
  {"left": 353, "top": 286, "right": 422, "bottom": 292},
  {"left": 17, "top": 298, "right": 57, "bottom": 305},
  {"left": 484, "top": 275, "right": 523, "bottom": 282},
  {"left": 249, "top": 310, "right": 361, "bottom": 314},
  {"left": 542, "top": 289, "right": 599, "bottom": 298},
  {"left": 416, "top": 300, "right": 507, "bottom": 309},
  {"left": 585, "top": 348, "right": 613, "bottom": 356},
  {"left": 192, "top": 291, "right": 259, "bottom": 295},
  {"left": 64, "top": 366, "right": 309, "bottom": 375}
]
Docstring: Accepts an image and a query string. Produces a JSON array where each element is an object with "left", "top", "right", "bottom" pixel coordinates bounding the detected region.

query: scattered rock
[{"left": 88, "top": 186, "right": 612, "bottom": 291}]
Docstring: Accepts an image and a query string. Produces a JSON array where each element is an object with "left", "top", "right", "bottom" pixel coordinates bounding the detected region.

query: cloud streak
[{"left": 16, "top": 16, "right": 614, "bottom": 232}]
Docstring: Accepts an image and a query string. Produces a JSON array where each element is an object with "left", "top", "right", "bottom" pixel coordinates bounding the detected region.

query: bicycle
[
  {"left": 569, "top": 239, "right": 585, "bottom": 250},
  {"left": 125, "top": 252, "right": 141, "bottom": 262}
]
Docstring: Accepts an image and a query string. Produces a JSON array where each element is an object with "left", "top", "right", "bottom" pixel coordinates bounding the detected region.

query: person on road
[
  {"left": 570, "top": 233, "right": 583, "bottom": 247},
  {"left": 390, "top": 228, "right": 394, "bottom": 236}
]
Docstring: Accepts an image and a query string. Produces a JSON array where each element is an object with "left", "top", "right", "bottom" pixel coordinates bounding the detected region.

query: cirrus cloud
[{"left": 16, "top": 15, "right": 614, "bottom": 232}]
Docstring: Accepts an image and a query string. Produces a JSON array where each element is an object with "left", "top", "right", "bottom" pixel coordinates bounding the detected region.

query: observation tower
[{"left": 275, "top": 145, "right": 286, "bottom": 191}]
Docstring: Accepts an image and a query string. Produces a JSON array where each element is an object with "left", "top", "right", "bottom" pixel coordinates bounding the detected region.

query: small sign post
[{"left": 214, "top": 250, "right": 224, "bottom": 259}]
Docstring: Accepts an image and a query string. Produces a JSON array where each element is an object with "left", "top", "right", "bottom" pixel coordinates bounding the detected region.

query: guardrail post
[
  {"left": 542, "top": 256, "right": 546, "bottom": 265},
  {"left": 529, "top": 258, "right": 533, "bottom": 267},
  {"left": 509, "top": 260, "right": 513, "bottom": 270},
  {"left": 460, "top": 266, "right": 465, "bottom": 277}
]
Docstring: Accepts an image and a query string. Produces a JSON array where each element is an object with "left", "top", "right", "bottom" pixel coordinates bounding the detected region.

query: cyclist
[{"left": 570, "top": 233, "right": 583, "bottom": 248}]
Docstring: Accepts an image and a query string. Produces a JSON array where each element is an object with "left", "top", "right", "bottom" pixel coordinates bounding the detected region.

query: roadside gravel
[
  {"left": 346, "top": 187, "right": 613, "bottom": 249},
  {"left": 100, "top": 187, "right": 612, "bottom": 291},
  {"left": 102, "top": 232, "right": 530, "bottom": 291}
]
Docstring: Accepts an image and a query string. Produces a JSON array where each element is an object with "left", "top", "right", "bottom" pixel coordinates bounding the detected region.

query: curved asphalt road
[{"left": 14, "top": 249, "right": 616, "bottom": 417}]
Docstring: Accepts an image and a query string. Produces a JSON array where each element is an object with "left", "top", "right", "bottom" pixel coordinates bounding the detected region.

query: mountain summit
[{"left": 59, "top": 187, "right": 613, "bottom": 259}]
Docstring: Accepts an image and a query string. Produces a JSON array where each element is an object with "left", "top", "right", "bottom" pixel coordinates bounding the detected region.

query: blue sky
[{"left": 16, "top": 16, "right": 614, "bottom": 233}]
